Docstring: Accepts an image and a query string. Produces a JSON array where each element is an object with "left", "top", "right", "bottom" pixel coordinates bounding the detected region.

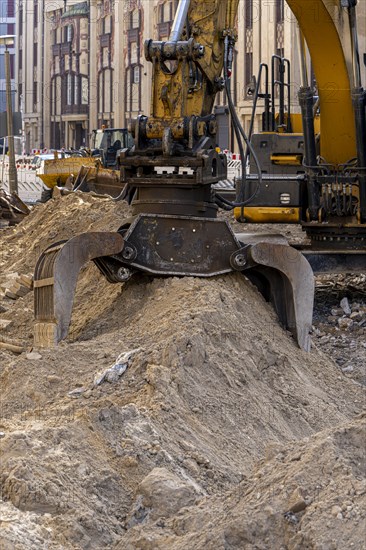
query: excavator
[
  {"left": 33, "top": 0, "right": 365, "bottom": 351},
  {"left": 238, "top": 0, "right": 366, "bottom": 265}
]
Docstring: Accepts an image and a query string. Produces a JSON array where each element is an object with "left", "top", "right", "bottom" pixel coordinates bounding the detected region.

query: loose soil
[{"left": 0, "top": 194, "right": 365, "bottom": 549}]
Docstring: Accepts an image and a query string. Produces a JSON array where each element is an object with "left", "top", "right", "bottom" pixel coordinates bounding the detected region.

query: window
[
  {"left": 245, "top": 0, "right": 253, "bottom": 30},
  {"left": 81, "top": 77, "right": 88, "bottom": 104},
  {"left": 275, "top": 0, "right": 285, "bottom": 96},
  {"left": 244, "top": 0, "right": 253, "bottom": 97},
  {"left": 125, "top": 67, "right": 141, "bottom": 114},
  {"left": 275, "top": 0, "right": 284, "bottom": 59},
  {"left": 67, "top": 73, "right": 72, "bottom": 105},
  {"left": 18, "top": 83, "right": 22, "bottom": 109},
  {"left": 131, "top": 8, "right": 139, "bottom": 29},
  {"left": 104, "top": 14, "right": 111, "bottom": 34},
  {"left": 130, "top": 42, "right": 137, "bottom": 64},
  {"left": 19, "top": 9, "right": 23, "bottom": 35},
  {"left": 34, "top": 1, "right": 38, "bottom": 28},
  {"left": 64, "top": 25, "right": 73, "bottom": 43},
  {"left": 67, "top": 25, "right": 73, "bottom": 42},
  {"left": 133, "top": 65, "right": 139, "bottom": 84},
  {"left": 158, "top": 4, "right": 164, "bottom": 23},
  {"left": 33, "top": 82, "right": 38, "bottom": 109},
  {"left": 74, "top": 74, "right": 79, "bottom": 105},
  {"left": 7, "top": 0, "right": 15, "bottom": 17},
  {"left": 33, "top": 42, "right": 38, "bottom": 67},
  {"left": 276, "top": 0, "right": 284, "bottom": 24},
  {"left": 10, "top": 54, "right": 14, "bottom": 78},
  {"left": 53, "top": 76, "right": 62, "bottom": 115}
]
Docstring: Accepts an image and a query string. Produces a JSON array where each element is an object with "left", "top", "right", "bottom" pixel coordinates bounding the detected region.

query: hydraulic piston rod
[{"left": 170, "top": 0, "right": 190, "bottom": 42}]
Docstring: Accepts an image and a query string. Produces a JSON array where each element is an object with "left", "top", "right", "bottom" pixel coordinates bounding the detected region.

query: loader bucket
[
  {"left": 72, "top": 165, "right": 122, "bottom": 198},
  {"left": 34, "top": 232, "right": 124, "bottom": 347}
]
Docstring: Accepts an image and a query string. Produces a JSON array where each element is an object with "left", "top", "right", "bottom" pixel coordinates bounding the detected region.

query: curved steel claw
[
  {"left": 34, "top": 232, "right": 124, "bottom": 347},
  {"left": 245, "top": 240, "right": 314, "bottom": 351}
]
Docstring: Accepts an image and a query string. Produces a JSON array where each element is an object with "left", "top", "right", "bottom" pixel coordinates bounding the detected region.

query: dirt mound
[
  {"left": 0, "top": 193, "right": 131, "bottom": 277},
  {"left": 0, "top": 193, "right": 131, "bottom": 348},
  {"left": 120, "top": 414, "right": 366, "bottom": 550},
  {"left": 0, "top": 194, "right": 365, "bottom": 549}
]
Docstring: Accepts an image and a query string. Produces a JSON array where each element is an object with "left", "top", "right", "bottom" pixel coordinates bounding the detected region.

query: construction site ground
[{"left": 0, "top": 193, "right": 365, "bottom": 549}]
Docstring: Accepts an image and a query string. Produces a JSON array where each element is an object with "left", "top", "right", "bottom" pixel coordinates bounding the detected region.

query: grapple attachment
[
  {"left": 33, "top": 217, "right": 314, "bottom": 350},
  {"left": 237, "top": 234, "right": 314, "bottom": 351},
  {"left": 34, "top": 232, "right": 124, "bottom": 347}
]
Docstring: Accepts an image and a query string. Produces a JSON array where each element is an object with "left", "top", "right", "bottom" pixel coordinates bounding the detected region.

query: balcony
[
  {"left": 61, "top": 42, "right": 71, "bottom": 55},
  {"left": 100, "top": 33, "right": 110, "bottom": 48},
  {"left": 157, "top": 22, "right": 171, "bottom": 39},
  {"left": 64, "top": 104, "right": 88, "bottom": 115},
  {"left": 128, "top": 29, "right": 138, "bottom": 42},
  {"left": 52, "top": 44, "right": 61, "bottom": 57}
]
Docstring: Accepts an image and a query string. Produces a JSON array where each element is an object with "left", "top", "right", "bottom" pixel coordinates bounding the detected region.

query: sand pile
[{"left": 0, "top": 194, "right": 365, "bottom": 549}]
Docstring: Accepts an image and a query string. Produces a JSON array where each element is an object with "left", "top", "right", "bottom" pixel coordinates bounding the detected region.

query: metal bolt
[
  {"left": 116, "top": 267, "right": 132, "bottom": 282},
  {"left": 233, "top": 254, "right": 247, "bottom": 268},
  {"left": 122, "top": 246, "right": 135, "bottom": 260}
]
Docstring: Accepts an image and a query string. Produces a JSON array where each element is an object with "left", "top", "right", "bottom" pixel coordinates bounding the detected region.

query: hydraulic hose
[{"left": 215, "top": 36, "right": 262, "bottom": 210}]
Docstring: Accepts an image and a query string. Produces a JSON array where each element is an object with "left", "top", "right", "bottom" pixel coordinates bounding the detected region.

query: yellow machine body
[
  {"left": 287, "top": 0, "right": 357, "bottom": 165},
  {"left": 242, "top": 207, "right": 301, "bottom": 224}
]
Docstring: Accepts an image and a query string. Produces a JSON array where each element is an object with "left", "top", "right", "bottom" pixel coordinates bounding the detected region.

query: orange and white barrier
[{"left": 0, "top": 155, "right": 43, "bottom": 202}]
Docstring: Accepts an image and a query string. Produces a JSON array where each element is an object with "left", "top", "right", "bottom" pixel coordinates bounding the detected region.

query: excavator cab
[{"left": 33, "top": 0, "right": 316, "bottom": 351}]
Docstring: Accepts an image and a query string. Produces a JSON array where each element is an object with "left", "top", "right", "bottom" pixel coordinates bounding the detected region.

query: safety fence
[{"left": 0, "top": 156, "right": 43, "bottom": 203}]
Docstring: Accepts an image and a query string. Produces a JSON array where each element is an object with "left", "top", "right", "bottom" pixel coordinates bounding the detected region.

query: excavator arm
[
  {"left": 34, "top": 0, "right": 316, "bottom": 351},
  {"left": 147, "top": 0, "right": 239, "bottom": 120},
  {"left": 129, "top": 0, "right": 239, "bottom": 158},
  {"left": 288, "top": 0, "right": 357, "bottom": 164}
]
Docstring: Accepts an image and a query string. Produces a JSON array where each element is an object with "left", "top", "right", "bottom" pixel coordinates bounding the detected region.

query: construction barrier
[{"left": 0, "top": 155, "right": 43, "bottom": 203}]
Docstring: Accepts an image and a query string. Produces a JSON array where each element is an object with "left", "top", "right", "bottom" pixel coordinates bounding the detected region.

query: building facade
[
  {"left": 0, "top": 0, "right": 16, "bottom": 113},
  {"left": 45, "top": 1, "right": 90, "bottom": 149},
  {"left": 15, "top": 0, "right": 366, "bottom": 152},
  {"left": 16, "top": 0, "right": 45, "bottom": 151}
]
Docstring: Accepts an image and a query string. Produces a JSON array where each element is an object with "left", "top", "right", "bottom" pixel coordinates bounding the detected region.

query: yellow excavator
[
  {"left": 33, "top": 0, "right": 365, "bottom": 351},
  {"left": 238, "top": 0, "right": 366, "bottom": 261}
]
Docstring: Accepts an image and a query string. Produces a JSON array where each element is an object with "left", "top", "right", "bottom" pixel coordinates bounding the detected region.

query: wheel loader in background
[
  {"left": 33, "top": 0, "right": 366, "bottom": 351},
  {"left": 36, "top": 128, "right": 134, "bottom": 199},
  {"left": 89, "top": 128, "right": 135, "bottom": 169},
  {"left": 67, "top": 128, "right": 135, "bottom": 198}
]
